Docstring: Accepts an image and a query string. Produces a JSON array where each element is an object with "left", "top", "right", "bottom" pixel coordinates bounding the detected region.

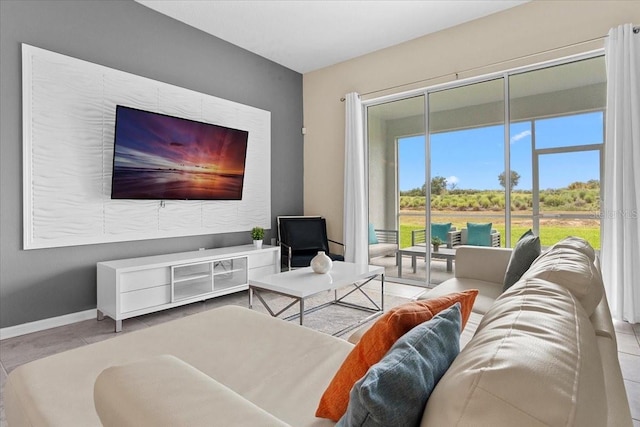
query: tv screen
[{"left": 111, "top": 105, "right": 249, "bottom": 200}]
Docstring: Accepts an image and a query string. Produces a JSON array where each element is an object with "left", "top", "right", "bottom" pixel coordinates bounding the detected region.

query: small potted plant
[
  {"left": 431, "top": 236, "right": 444, "bottom": 252},
  {"left": 251, "top": 226, "right": 265, "bottom": 249}
]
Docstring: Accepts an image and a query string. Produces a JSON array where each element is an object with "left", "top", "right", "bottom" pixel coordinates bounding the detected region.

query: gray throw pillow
[
  {"left": 503, "top": 229, "right": 541, "bottom": 291},
  {"left": 337, "top": 303, "right": 461, "bottom": 427}
]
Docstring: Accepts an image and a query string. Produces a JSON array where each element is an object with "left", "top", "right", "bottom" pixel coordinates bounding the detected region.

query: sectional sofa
[{"left": 5, "top": 237, "right": 632, "bottom": 426}]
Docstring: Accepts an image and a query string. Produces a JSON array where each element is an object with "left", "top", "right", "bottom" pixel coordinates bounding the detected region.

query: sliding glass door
[
  {"left": 427, "top": 79, "right": 505, "bottom": 285},
  {"left": 367, "top": 96, "right": 425, "bottom": 283},
  {"left": 366, "top": 52, "right": 605, "bottom": 287}
]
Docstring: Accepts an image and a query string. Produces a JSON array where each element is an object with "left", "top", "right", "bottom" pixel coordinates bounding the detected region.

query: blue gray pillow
[
  {"left": 337, "top": 303, "right": 461, "bottom": 427},
  {"left": 503, "top": 229, "right": 541, "bottom": 291}
]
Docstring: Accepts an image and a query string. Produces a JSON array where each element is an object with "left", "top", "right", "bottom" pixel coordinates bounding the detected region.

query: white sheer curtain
[
  {"left": 343, "top": 92, "right": 368, "bottom": 265},
  {"left": 602, "top": 24, "right": 640, "bottom": 323}
]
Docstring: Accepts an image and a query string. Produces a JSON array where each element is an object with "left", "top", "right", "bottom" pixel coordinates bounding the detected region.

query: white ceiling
[{"left": 136, "top": 0, "right": 529, "bottom": 74}]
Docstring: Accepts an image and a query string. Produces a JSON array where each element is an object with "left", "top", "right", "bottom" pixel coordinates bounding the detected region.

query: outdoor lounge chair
[
  {"left": 453, "top": 227, "right": 501, "bottom": 247},
  {"left": 411, "top": 226, "right": 500, "bottom": 248},
  {"left": 368, "top": 228, "right": 399, "bottom": 265},
  {"left": 411, "top": 226, "right": 458, "bottom": 248}
]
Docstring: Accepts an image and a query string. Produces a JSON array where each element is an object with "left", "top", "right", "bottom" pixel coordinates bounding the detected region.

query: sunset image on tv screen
[{"left": 111, "top": 106, "right": 249, "bottom": 200}]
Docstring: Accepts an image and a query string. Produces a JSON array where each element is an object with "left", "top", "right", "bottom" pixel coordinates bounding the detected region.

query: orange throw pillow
[{"left": 315, "top": 289, "right": 478, "bottom": 421}]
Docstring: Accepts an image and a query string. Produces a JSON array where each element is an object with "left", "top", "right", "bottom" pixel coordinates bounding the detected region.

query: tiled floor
[
  {"left": 0, "top": 283, "right": 639, "bottom": 426},
  {"left": 613, "top": 318, "right": 640, "bottom": 426}
]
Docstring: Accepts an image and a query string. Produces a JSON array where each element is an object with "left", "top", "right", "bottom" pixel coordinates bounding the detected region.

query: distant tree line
[{"left": 400, "top": 170, "right": 599, "bottom": 196}]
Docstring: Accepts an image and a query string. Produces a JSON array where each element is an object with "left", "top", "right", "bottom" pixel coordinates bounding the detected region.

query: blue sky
[{"left": 398, "top": 111, "right": 603, "bottom": 192}]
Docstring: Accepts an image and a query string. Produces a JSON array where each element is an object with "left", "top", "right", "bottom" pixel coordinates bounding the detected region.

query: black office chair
[{"left": 277, "top": 216, "right": 345, "bottom": 270}]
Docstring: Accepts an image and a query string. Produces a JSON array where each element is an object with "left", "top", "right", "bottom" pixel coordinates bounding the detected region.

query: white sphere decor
[{"left": 311, "top": 251, "right": 332, "bottom": 274}]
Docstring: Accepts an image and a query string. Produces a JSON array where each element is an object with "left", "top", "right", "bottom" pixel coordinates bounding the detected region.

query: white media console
[{"left": 97, "top": 244, "right": 281, "bottom": 332}]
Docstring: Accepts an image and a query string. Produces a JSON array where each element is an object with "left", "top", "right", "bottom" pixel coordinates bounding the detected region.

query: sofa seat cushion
[
  {"left": 460, "top": 311, "right": 483, "bottom": 350},
  {"left": 520, "top": 245, "right": 603, "bottom": 315},
  {"left": 422, "top": 278, "right": 607, "bottom": 427},
  {"left": 419, "top": 278, "right": 503, "bottom": 315},
  {"left": 6, "top": 306, "right": 351, "bottom": 427},
  {"left": 368, "top": 242, "right": 397, "bottom": 259},
  {"left": 94, "top": 355, "right": 290, "bottom": 427}
]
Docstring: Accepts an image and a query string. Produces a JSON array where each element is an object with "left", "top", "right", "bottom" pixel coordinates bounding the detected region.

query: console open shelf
[{"left": 97, "top": 245, "right": 280, "bottom": 332}]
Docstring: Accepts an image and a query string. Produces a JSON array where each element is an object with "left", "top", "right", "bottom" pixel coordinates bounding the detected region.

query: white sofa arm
[
  {"left": 94, "top": 355, "right": 291, "bottom": 427},
  {"left": 455, "top": 246, "right": 513, "bottom": 284}
]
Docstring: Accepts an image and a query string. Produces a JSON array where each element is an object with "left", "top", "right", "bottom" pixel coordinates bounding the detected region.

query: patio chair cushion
[
  {"left": 368, "top": 223, "right": 379, "bottom": 244},
  {"left": 503, "top": 229, "right": 541, "bottom": 291},
  {"left": 467, "top": 222, "right": 493, "bottom": 246},
  {"left": 431, "top": 223, "right": 452, "bottom": 242},
  {"left": 339, "top": 304, "right": 461, "bottom": 427},
  {"left": 316, "top": 290, "right": 478, "bottom": 421}
]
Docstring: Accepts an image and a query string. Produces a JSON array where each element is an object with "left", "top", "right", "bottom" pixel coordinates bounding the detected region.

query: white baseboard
[{"left": 0, "top": 309, "right": 97, "bottom": 340}]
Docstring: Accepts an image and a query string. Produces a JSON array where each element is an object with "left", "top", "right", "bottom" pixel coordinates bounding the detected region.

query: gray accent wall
[{"left": 0, "top": 0, "right": 303, "bottom": 328}]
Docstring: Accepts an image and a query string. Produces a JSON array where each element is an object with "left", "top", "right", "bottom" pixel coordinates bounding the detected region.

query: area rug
[{"left": 245, "top": 287, "right": 411, "bottom": 338}]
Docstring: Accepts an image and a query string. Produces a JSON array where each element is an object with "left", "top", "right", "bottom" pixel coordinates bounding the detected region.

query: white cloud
[
  {"left": 447, "top": 175, "right": 459, "bottom": 184},
  {"left": 511, "top": 130, "right": 531, "bottom": 144}
]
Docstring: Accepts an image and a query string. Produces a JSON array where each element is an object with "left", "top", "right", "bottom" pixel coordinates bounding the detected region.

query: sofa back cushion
[
  {"left": 421, "top": 278, "right": 607, "bottom": 427},
  {"left": 519, "top": 244, "right": 603, "bottom": 316},
  {"left": 550, "top": 235, "right": 596, "bottom": 262}
]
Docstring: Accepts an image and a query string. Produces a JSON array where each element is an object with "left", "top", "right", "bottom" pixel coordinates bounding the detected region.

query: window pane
[
  {"left": 535, "top": 112, "right": 604, "bottom": 149},
  {"left": 538, "top": 150, "right": 600, "bottom": 249},
  {"left": 509, "top": 56, "right": 606, "bottom": 128}
]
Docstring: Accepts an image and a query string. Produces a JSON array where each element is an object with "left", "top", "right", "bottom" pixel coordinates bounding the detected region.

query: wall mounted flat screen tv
[{"left": 111, "top": 105, "right": 249, "bottom": 200}]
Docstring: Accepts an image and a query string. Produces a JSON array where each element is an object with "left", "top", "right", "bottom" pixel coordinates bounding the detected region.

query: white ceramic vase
[
  {"left": 253, "top": 240, "right": 263, "bottom": 249},
  {"left": 311, "top": 251, "right": 332, "bottom": 274}
]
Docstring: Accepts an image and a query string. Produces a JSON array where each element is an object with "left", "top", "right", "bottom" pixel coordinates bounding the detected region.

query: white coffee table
[{"left": 248, "top": 261, "right": 385, "bottom": 336}]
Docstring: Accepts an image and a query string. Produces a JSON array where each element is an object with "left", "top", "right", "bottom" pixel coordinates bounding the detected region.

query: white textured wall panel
[{"left": 22, "top": 44, "right": 271, "bottom": 249}]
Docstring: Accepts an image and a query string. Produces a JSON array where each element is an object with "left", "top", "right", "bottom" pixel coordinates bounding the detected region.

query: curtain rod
[{"left": 340, "top": 27, "right": 638, "bottom": 102}]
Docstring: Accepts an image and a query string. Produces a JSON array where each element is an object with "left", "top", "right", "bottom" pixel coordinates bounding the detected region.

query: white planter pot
[{"left": 253, "top": 240, "right": 263, "bottom": 249}]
